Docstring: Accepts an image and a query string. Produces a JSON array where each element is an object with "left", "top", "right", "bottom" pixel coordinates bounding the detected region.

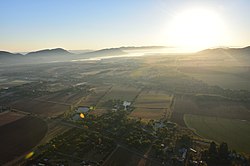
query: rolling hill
[
  {"left": 1, "top": 46, "right": 249, "bottom": 66},
  {"left": 0, "top": 51, "right": 22, "bottom": 58},
  {"left": 26, "top": 48, "right": 73, "bottom": 57}
]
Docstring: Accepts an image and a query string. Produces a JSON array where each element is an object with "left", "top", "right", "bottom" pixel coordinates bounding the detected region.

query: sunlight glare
[{"left": 167, "top": 8, "right": 226, "bottom": 51}]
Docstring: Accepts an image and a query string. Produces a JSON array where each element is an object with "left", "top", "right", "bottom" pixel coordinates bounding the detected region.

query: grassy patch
[{"left": 184, "top": 114, "right": 250, "bottom": 153}]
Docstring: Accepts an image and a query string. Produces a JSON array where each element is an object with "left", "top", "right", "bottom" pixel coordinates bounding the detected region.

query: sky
[{"left": 1, "top": 0, "right": 250, "bottom": 52}]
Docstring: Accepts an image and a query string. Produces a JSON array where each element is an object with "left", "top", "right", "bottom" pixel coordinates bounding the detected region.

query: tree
[
  {"left": 207, "top": 142, "right": 218, "bottom": 166},
  {"left": 179, "top": 135, "right": 192, "bottom": 148},
  {"left": 208, "top": 141, "right": 217, "bottom": 156},
  {"left": 218, "top": 142, "right": 229, "bottom": 159}
]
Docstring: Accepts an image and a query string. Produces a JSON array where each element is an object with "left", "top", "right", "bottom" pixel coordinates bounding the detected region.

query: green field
[
  {"left": 101, "top": 85, "right": 140, "bottom": 102},
  {"left": 184, "top": 114, "right": 250, "bottom": 153}
]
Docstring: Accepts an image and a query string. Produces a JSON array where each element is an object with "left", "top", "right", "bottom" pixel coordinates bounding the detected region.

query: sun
[{"left": 167, "top": 8, "right": 226, "bottom": 51}]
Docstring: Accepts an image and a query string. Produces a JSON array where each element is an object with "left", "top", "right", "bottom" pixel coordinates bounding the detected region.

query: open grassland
[
  {"left": 179, "top": 66, "right": 250, "bottom": 91},
  {"left": 0, "top": 116, "right": 47, "bottom": 165},
  {"left": 184, "top": 114, "right": 250, "bottom": 153},
  {"left": 171, "top": 94, "right": 250, "bottom": 126}
]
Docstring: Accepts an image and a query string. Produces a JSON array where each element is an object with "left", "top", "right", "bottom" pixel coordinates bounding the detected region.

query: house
[
  {"left": 178, "top": 148, "right": 187, "bottom": 162},
  {"left": 153, "top": 121, "right": 165, "bottom": 130},
  {"left": 123, "top": 101, "right": 131, "bottom": 110}
]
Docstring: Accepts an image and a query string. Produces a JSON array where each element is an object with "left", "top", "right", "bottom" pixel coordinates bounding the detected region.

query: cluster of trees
[
  {"left": 201, "top": 142, "right": 249, "bottom": 166},
  {"left": 206, "top": 142, "right": 230, "bottom": 165},
  {"left": 28, "top": 127, "right": 115, "bottom": 165}
]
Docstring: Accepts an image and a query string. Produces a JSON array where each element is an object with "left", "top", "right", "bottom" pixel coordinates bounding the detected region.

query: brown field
[
  {"left": 36, "top": 91, "right": 86, "bottom": 105},
  {"left": 130, "top": 90, "right": 171, "bottom": 120},
  {"left": 133, "top": 91, "right": 171, "bottom": 108},
  {"left": 171, "top": 94, "right": 250, "bottom": 126},
  {"left": 129, "top": 108, "right": 165, "bottom": 120},
  {"left": 11, "top": 98, "right": 70, "bottom": 117},
  {"left": 0, "top": 116, "right": 48, "bottom": 165},
  {"left": 79, "top": 86, "right": 112, "bottom": 106},
  {"left": 0, "top": 111, "right": 25, "bottom": 126}
]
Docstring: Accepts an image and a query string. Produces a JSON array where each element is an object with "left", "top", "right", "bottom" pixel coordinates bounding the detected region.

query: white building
[{"left": 123, "top": 101, "right": 131, "bottom": 110}]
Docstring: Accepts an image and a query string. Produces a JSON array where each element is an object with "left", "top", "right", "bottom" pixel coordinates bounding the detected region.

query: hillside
[
  {"left": 80, "top": 48, "right": 126, "bottom": 57},
  {"left": 192, "top": 46, "right": 250, "bottom": 66},
  {"left": 198, "top": 46, "right": 250, "bottom": 56},
  {"left": 0, "top": 51, "right": 22, "bottom": 58},
  {"left": 1, "top": 46, "right": 249, "bottom": 66},
  {"left": 26, "top": 48, "right": 73, "bottom": 56}
]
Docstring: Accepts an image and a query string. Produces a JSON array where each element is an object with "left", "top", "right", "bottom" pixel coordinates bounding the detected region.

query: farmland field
[
  {"left": 0, "top": 79, "right": 32, "bottom": 89},
  {"left": 184, "top": 114, "right": 250, "bottom": 153},
  {"left": 0, "top": 111, "right": 25, "bottom": 126},
  {"left": 93, "top": 85, "right": 140, "bottom": 113},
  {"left": 79, "top": 85, "right": 112, "bottom": 106},
  {"left": 133, "top": 91, "right": 172, "bottom": 108},
  {"left": 0, "top": 116, "right": 47, "bottom": 164},
  {"left": 129, "top": 108, "right": 165, "bottom": 120},
  {"left": 1, "top": 44, "right": 250, "bottom": 165},
  {"left": 36, "top": 91, "right": 86, "bottom": 105},
  {"left": 171, "top": 94, "right": 250, "bottom": 126},
  {"left": 11, "top": 98, "right": 70, "bottom": 117},
  {"left": 89, "top": 108, "right": 107, "bottom": 116},
  {"left": 179, "top": 66, "right": 250, "bottom": 91},
  {"left": 101, "top": 85, "right": 140, "bottom": 102},
  {"left": 130, "top": 91, "right": 172, "bottom": 120}
]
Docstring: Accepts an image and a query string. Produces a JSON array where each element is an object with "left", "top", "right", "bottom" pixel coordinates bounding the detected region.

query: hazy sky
[{"left": 1, "top": 0, "right": 250, "bottom": 52}]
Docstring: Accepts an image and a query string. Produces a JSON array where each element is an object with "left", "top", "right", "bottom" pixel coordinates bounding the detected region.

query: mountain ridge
[
  {"left": 25, "top": 48, "right": 72, "bottom": 56},
  {"left": 198, "top": 46, "right": 250, "bottom": 55},
  {"left": 0, "top": 51, "right": 23, "bottom": 58},
  {"left": 0, "top": 46, "right": 249, "bottom": 66}
]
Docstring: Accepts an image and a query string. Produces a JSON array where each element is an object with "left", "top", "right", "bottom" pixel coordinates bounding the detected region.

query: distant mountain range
[
  {"left": 0, "top": 51, "right": 22, "bottom": 58},
  {"left": 0, "top": 46, "right": 167, "bottom": 58},
  {"left": 198, "top": 46, "right": 250, "bottom": 56},
  {"left": 0, "top": 46, "right": 249, "bottom": 66},
  {"left": 120, "top": 46, "right": 167, "bottom": 50},
  {"left": 26, "top": 48, "right": 72, "bottom": 56},
  {"left": 0, "top": 47, "right": 125, "bottom": 58},
  {"left": 0, "top": 47, "right": 129, "bottom": 66},
  {"left": 193, "top": 46, "right": 250, "bottom": 66}
]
